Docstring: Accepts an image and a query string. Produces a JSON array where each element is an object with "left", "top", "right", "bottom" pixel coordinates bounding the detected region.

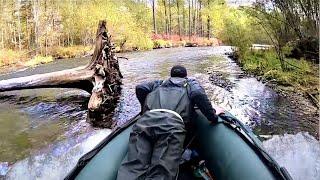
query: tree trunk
[
  {"left": 177, "top": 0, "right": 181, "bottom": 39},
  {"left": 199, "top": 0, "right": 203, "bottom": 37},
  {"left": 183, "top": 4, "right": 186, "bottom": 36},
  {"left": 169, "top": 0, "right": 172, "bottom": 36},
  {"left": 0, "top": 21, "right": 123, "bottom": 128},
  {"left": 193, "top": 0, "right": 196, "bottom": 36},
  {"left": 16, "top": 1, "right": 22, "bottom": 51},
  {"left": 276, "top": 46, "right": 286, "bottom": 71},
  {"left": 152, "top": 0, "right": 157, "bottom": 34},
  {"left": 188, "top": 0, "right": 191, "bottom": 40},
  {"left": 12, "top": 23, "right": 17, "bottom": 49},
  {"left": 191, "top": 0, "right": 194, "bottom": 36},
  {"left": 33, "top": 0, "right": 40, "bottom": 54},
  {"left": 163, "top": 0, "right": 169, "bottom": 35},
  {"left": 0, "top": 67, "right": 94, "bottom": 92},
  {"left": 207, "top": 0, "right": 211, "bottom": 40}
]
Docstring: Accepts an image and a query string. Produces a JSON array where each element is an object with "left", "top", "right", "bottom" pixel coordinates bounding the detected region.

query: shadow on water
[
  {"left": 0, "top": 46, "right": 318, "bottom": 179},
  {"left": 0, "top": 89, "right": 91, "bottom": 163}
]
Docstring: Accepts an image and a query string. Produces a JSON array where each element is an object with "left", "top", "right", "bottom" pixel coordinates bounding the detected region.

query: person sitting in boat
[{"left": 117, "top": 65, "right": 224, "bottom": 180}]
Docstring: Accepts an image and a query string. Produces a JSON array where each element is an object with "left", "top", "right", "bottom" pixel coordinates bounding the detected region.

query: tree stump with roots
[{"left": 0, "top": 20, "right": 123, "bottom": 128}]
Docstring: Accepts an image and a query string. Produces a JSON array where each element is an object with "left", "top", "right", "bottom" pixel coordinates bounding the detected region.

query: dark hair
[{"left": 170, "top": 65, "right": 187, "bottom": 78}]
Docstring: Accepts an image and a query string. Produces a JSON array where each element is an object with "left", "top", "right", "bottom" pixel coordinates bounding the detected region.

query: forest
[
  {"left": 0, "top": 0, "right": 318, "bottom": 58},
  {"left": 0, "top": 0, "right": 226, "bottom": 65}
]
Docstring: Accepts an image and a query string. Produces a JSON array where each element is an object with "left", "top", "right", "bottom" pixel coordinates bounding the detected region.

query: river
[{"left": 0, "top": 46, "right": 319, "bottom": 180}]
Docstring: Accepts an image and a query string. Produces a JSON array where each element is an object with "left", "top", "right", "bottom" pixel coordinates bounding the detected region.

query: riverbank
[
  {"left": 0, "top": 37, "right": 219, "bottom": 74},
  {"left": 227, "top": 50, "right": 319, "bottom": 109},
  {"left": 0, "top": 46, "right": 93, "bottom": 74}
]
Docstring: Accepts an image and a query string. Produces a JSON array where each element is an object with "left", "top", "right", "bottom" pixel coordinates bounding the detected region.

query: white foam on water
[
  {"left": 194, "top": 73, "right": 254, "bottom": 126},
  {"left": 0, "top": 162, "right": 9, "bottom": 176},
  {"left": 263, "top": 132, "right": 320, "bottom": 180},
  {"left": 5, "top": 129, "right": 111, "bottom": 180}
]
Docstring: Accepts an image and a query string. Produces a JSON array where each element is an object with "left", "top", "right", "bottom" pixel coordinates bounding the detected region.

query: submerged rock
[{"left": 208, "top": 71, "right": 235, "bottom": 91}]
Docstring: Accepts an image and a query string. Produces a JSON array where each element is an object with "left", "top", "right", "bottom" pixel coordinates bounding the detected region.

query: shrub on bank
[
  {"left": 24, "top": 56, "right": 54, "bottom": 67},
  {"left": 0, "top": 46, "right": 91, "bottom": 67},
  {"left": 241, "top": 50, "right": 318, "bottom": 89},
  {"left": 0, "top": 49, "right": 55, "bottom": 67},
  {"left": 153, "top": 39, "right": 170, "bottom": 49},
  {"left": 52, "top": 46, "right": 92, "bottom": 59},
  {"left": 133, "top": 35, "right": 154, "bottom": 50},
  {"left": 175, "top": 40, "right": 186, "bottom": 47},
  {"left": 0, "top": 49, "right": 27, "bottom": 66},
  {"left": 152, "top": 34, "right": 219, "bottom": 48},
  {"left": 116, "top": 34, "right": 154, "bottom": 51}
]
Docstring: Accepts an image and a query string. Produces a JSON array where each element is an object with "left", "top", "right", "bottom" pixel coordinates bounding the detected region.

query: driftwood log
[{"left": 0, "top": 20, "right": 123, "bottom": 127}]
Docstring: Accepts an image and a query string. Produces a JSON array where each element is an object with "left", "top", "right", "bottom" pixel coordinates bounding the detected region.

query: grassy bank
[
  {"left": 0, "top": 49, "right": 53, "bottom": 68},
  {"left": 0, "top": 45, "right": 93, "bottom": 68},
  {"left": 235, "top": 50, "right": 319, "bottom": 104}
]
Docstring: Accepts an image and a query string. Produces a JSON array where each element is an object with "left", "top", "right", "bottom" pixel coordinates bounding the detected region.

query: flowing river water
[{"left": 0, "top": 47, "right": 319, "bottom": 180}]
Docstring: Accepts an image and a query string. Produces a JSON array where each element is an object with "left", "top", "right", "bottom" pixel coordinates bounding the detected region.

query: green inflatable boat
[{"left": 65, "top": 110, "right": 292, "bottom": 180}]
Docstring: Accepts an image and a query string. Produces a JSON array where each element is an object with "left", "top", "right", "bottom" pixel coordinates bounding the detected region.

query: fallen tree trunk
[
  {"left": 0, "top": 20, "right": 123, "bottom": 128},
  {"left": 0, "top": 67, "right": 94, "bottom": 93}
]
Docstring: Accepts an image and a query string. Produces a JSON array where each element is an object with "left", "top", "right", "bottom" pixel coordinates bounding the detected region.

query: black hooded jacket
[{"left": 135, "top": 77, "right": 218, "bottom": 123}]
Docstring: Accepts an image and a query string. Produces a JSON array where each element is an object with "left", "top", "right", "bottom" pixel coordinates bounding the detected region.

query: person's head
[{"left": 170, "top": 65, "right": 187, "bottom": 78}]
